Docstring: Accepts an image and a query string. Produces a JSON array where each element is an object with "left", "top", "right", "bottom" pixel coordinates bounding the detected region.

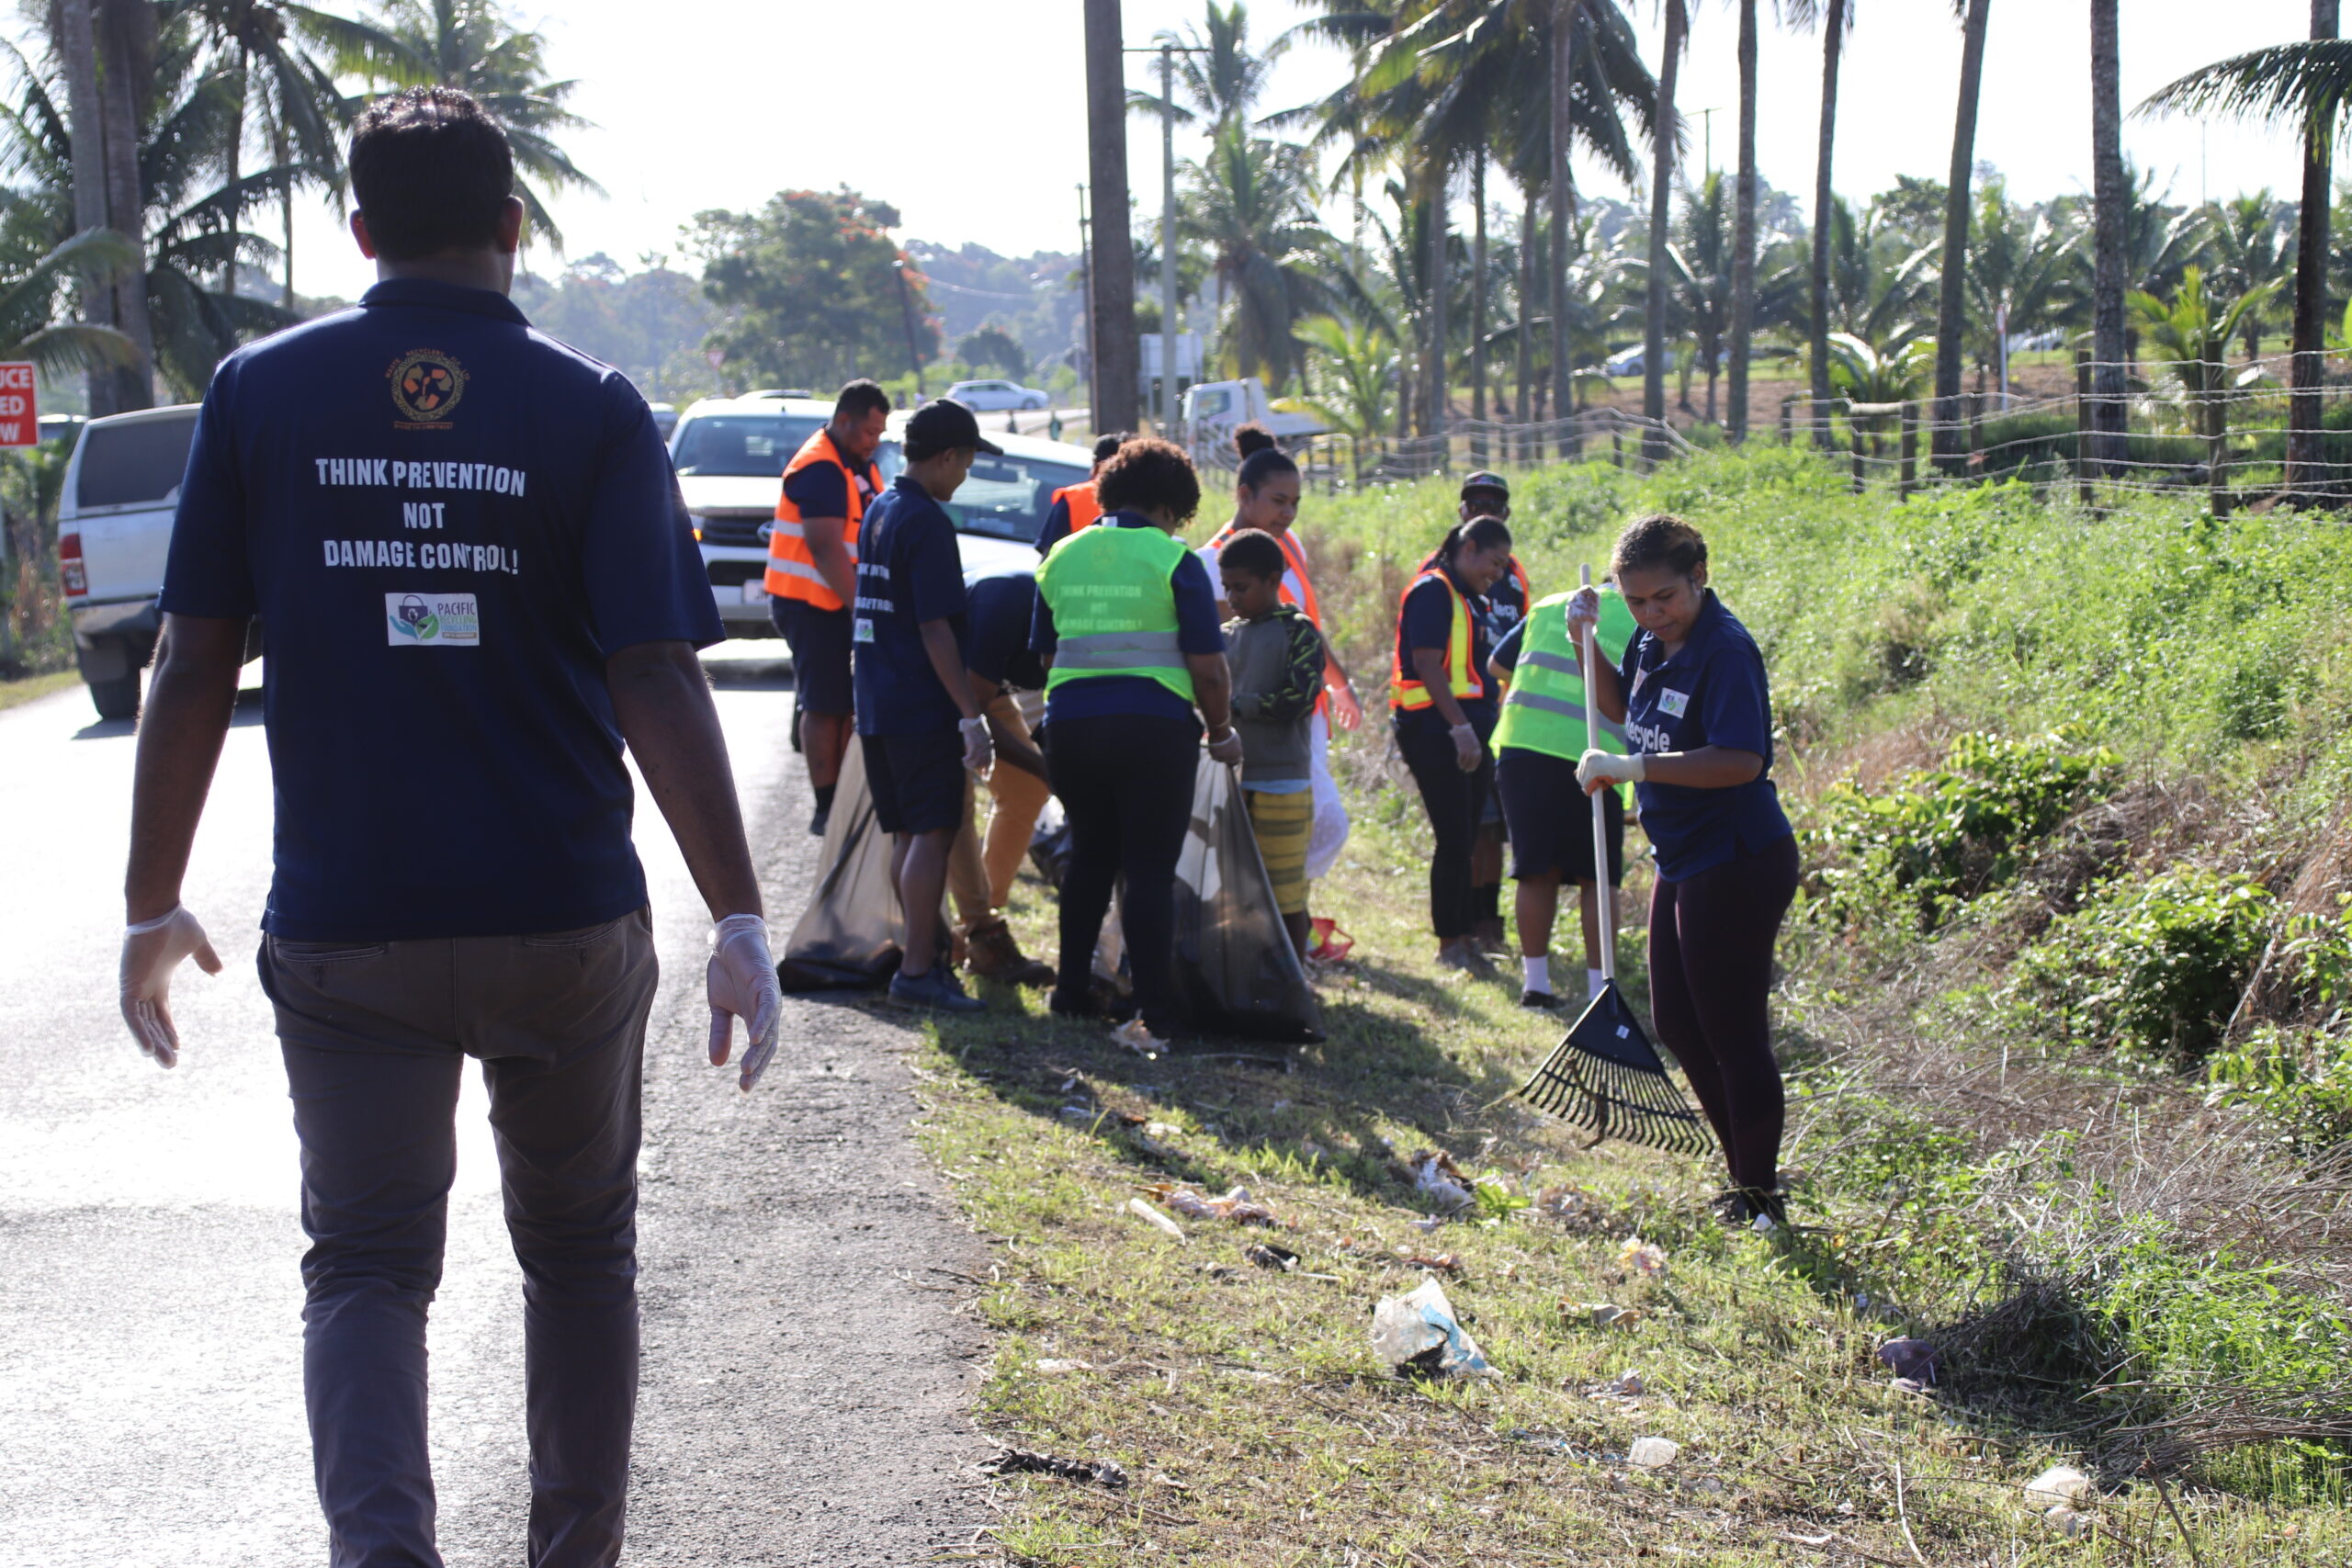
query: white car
[
  {"left": 672, "top": 391, "right": 1090, "bottom": 635},
  {"left": 944, "top": 378, "right": 1048, "bottom": 412}
]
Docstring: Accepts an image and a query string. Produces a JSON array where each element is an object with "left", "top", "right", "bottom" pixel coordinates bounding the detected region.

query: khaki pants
[{"left": 948, "top": 690, "right": 1051, "bottom": 925}]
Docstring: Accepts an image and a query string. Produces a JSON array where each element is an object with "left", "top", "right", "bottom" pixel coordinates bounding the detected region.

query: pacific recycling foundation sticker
[{"left": 386, "top": 592, "right": 481, "bottom": 646}]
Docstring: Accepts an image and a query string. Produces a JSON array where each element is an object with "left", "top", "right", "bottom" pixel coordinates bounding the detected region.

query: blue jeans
[{"left": 259, "top": 910, "right": 657, "bottom": 1568}]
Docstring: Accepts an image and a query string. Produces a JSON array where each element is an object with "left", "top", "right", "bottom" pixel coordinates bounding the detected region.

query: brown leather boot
[{"left": 963, "top": 915, "right": 1056, "bottom": 987}]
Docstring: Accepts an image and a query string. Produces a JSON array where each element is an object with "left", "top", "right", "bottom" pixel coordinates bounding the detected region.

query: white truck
[
  {"left": 1180, "top": 377, "right": 1329, "bottom": 451},
  {"left": 56, "top": 404, "right": 209, "bottom": 720}
]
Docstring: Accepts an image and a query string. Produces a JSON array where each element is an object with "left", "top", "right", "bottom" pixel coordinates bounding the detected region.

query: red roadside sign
[{"left": 0, "top": 363, "right": 36, "bottom": 446}]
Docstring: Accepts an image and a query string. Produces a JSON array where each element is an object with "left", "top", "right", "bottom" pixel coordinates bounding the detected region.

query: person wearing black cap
[
  {"left": 1433, "top": 470, "right": 1532, "bottom": 953},
  {"left": 852, "top": 398, "right": 1004, "bottom": 1012}
]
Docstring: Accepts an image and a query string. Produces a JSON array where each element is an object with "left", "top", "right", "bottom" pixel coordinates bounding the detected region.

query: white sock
[
  {"left": 1589, "top": 968, "right": 1608, "bottom": 1000},
  {"left": 1522, "top": 955, "right": 1551, "bottom": 995}
]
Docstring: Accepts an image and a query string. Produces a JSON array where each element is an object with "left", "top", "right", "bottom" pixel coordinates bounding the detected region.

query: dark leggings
[
  {"left": 1396, "top": 712, "right": 1495, "bottom": 941},
  {"left": 1047, "top": 712, "right": 1200, "bottom": 1032},
  {"left": 1649, "top": 834, "right": 1801, "bottom": 1196}
]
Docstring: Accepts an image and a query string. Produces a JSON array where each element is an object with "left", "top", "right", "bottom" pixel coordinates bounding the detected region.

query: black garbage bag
[
  {"left": 780, "top": 742, "right": 904, "bottom": 991},
  {"left": 1169, "top": 756, "right": 1324, "bottom": 1043}
]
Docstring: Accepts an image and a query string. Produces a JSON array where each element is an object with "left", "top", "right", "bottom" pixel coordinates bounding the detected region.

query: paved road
[{"left": 0, "top": 651, "right": 989, "bottom": 1566}]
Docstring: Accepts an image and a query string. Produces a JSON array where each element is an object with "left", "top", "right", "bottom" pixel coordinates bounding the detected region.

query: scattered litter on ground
[
  {"left": 1574, "top": 1302, "right": 1645, "bottom": 1331},
  {"left": 981, "top": 1447, "right": 1130, "bottom": 1490},
  {"left": 1372, "top": 1276, "right": 1498, "bottom": 1379},
  {"left": 1876, "top": 1337, "right": 1939, "bottom": 1385},
  {"left": 1606, "top": 1371, "right": 1645, "bottom": 1397},
  {"left": 1616, "top": 1237, "right": 1668, "bottom": 1277},
  {"left": 1143, "top": 1121, "right": 1182, "bottom": 1138},
  {"left": 1243, "top": 1242, "right": 1299, "bottom": 1271},
  {"left": 2024, "top": 1465, "right": 2093, "bottom": 1510},
  {"left": 1889, "top": 1376, "right": 1930, "bottom": 1396},
  {"left": 2044, "top": 1506, "right": 2093, "bottom": 1539},
  {"left": 1397, "top": 1249, "right": 1461, "bottom": 1274},
  {"left": 1033, "top": 1359, "right": 1092, "bottom": 1375},
  {"left": 1125, "top": 1196, "right": 1187, "bottom": 1244},
  {"left": 1532, "top": 1184, "right": 1612, "bottom": 1229},
  {"left": 1410, "top": 1149, "right": 1475, "bottom": 1211},
  {"left": 1409, "top": 1214, "right": 1446, "bottom": 1233},
  {"left": 1151, "top": 1183, "right": 1283, "bottom": 1227},
  {"left": 1626, "top": 1436, "right": 1679, "bottom": 1470},
  {"left": 1194, "top": 1261, "right": 1236, "bottom": 1280},
  {"left": 1111, "top": 1019, "right": 1168, "bottom": 1056}
]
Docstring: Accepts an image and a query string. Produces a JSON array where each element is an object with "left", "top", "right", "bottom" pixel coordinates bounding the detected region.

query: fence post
[
  {"left": 1611, "top": 430, "right": 1623, "bottom": 470},
  {"left": 2074, "top": 348, "right": 2095, "bottom": 509},
  {"left": 1899, "top": 409, "right": 1917, "bottom": 500},
  {"left": 2209, "top": 387, "right": 2228, "bottom": 517},
  {"left": 1849, "top": 407, "right": 1866, "bottom": 494}
]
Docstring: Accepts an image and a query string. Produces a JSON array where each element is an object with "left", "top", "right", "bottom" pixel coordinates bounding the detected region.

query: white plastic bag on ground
[{"left": 1371, "top": 1276, "right": 1496, "bottom": 1378}]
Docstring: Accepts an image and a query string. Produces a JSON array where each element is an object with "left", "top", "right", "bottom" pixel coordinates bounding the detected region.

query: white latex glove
[
  {"left": 1450, "top": 722, "right": 1483, "bottom": 773},
  {"left": 707, "top": 914, "right": 783, "bottom": 1092},
  {"left": 959, "top": 715, "right": 994, "bottom": 775},
  {"left": 119, "top": 905, "right": 222, "bottom": 1069},
  {"left": 1205, "top": 725, "right": 1245, "bottom": 766},
  {"left": 1577, "top": 748, "right": 1646, "bottom": 793},
  {"left": 1565, "top": 584, "right": 1601, "bottom": 637}
]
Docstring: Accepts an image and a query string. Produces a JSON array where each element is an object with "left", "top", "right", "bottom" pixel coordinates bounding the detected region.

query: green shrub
[
  {"left": 2010, "top": 866, "right": 2275, "bottom": 1062},
  {"left": 2206, "top": 1024, "right": 2352, "bottom": 1150},
  {"left": 1805, "top": 729, "right": 2116, "bottom": 931}
]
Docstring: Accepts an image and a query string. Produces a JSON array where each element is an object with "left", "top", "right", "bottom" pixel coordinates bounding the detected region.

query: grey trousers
[{"left": 259, "top": 909, "right": 658, "bottom": 1568}]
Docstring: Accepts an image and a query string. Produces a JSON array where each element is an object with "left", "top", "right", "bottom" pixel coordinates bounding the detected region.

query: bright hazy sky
[{"left": 18, "top": 1, "right": 2334, "bottom": 298}]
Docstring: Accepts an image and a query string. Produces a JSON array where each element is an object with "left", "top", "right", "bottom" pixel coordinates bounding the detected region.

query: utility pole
[
  {"left": 1083, "top": 0, "right": 1140, "bottom": 434},
  {"left": 1078, "top": 183, "right": 1098, "bottom": 424},
  {"left": 1160, "top": 44, "right": 1179, "bottom": 434}
]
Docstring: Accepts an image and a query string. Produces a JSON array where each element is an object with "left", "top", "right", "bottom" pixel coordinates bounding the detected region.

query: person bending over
[
  {"left": 1031, "top": 437, "right": 1241, "bottom": 1044},
  {"left": 851, "top": 399, "right": 1002, "bottom": 1014},
  {"left": 946, "top": 566, "right": 1057, "bottom": 987},
  {"left": 1571, "top": 513, "right": 1800, "bottom": 1229},
  {"left": 1389, "top": 514, "right": 1513, "bottom": 975},
  {"left": 1217, "top": 528, "right": 1325, "bottom": 958}
]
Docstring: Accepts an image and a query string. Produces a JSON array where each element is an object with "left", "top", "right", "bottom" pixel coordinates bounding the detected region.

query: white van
[{"left": 56, "top": 404, "right": 204, "bottom": 719}]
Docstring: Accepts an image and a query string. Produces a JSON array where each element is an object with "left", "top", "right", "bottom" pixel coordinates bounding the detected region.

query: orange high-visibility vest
[
  {"left": 1205, "top": 522, "right": 1323, "bottom": 627},
  {"left": 764, "top": 430, "right": 879, "bottom": 610},
  {"left": 1419, "top": 547, "right": 1528, "bottom": 622},
  {"left": 1051, "top": 479, "right": 1102, "bottom": 536},
  {"left": 1389, "top": 570, "right": 1483, "bottom": 711}
]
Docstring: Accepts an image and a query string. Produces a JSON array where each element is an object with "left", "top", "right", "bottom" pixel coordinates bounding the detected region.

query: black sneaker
[
  {"left": 808, "top": 803, "right": 831, "bottom": 837},
  {"left": 889, "top": 967, "right": 985, "bottom": 1013},
  {"left": 1519, "top": 988, "right": 1562, "bottom": 1010}
]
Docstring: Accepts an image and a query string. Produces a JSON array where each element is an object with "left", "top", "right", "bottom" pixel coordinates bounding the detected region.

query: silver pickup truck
[{"left": 56, "top": 404, "right": 206, "bottom": 719}]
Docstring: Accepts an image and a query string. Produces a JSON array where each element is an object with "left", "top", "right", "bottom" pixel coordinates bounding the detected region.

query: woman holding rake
[{"left": 1568, "top": 514, "right": 1799, "bottom": 1228}]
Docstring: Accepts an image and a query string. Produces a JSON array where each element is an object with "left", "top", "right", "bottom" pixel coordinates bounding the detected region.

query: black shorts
[
  {"left": 1496, "top": 747, "right": 1624, "bottom": 886},
  {"left": 861, "top": 729, "right": 967, "bottom": 836},
  {"left": 771, "top": 599, "right": 854, "bottom": 716}
]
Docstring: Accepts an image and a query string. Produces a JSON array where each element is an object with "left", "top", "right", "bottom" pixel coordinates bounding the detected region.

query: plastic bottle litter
[
  {"left": 1126, "top": 1196, "right": 1188, "bottom": 1244},
  {"left": 1627, "top": 1437, "right": 1679, "bottom": 1470},
  {"left": 1371, "top": 1276, "right": 1497, "bottom": 1379},
  {"left": 2023, "top": 1465, "right": 2093, "bottom": 1510}
]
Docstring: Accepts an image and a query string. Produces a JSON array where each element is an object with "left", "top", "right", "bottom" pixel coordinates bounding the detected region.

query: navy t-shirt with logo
[
  {"left": 1617, "top": 589, "right": 1792, "bottom": 882},
  {"left": 852, "top": 474, "right": 968, "bottom": 736},
  {"left": 158, "top": 276, "right": 722, "bottom": 942}
]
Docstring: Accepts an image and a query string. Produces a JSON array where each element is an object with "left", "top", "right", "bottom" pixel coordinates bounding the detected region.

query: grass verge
[{"left": 0, "top": 668, "right": 81, "bottom": 714}]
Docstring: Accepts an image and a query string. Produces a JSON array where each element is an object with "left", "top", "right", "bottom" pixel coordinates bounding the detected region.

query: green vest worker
[
  {"left": 1030, "top": 436, "right": 1240, "bottom": 1046},
  {"left": 1489, "top": 585, "right": 1636, "bottom": 1010}
]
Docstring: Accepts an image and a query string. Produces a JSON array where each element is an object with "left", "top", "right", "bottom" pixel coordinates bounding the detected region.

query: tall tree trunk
[
  {"left": 1516, "top": 186, "right": 1535, "bottom": 457},
  {"left": 277, "top": 118, "right": 295, "bottom": 310},
  {"left": 1081, "top": 0, "right": 1139, "bottom": 434},
  {"left": 1471, "top": 150, "right": 1488, "bottom": 467},
  {"left": 1807, "top": 0, "right": 1845, "bottom": 450},
  {"left": 57, "top": 0, "right": 115, "bottom": 416},
  {"left": 1932, "top": 0, "right": 1993, "bottom": 472},
  {"left": 1549, "top": 0, "right": 1577, "bottom": 457},
  {"left": 96, "top": 0, "right": 153, "bottom": 411},
  {"left": 1643, "top": 0, "right": 1686, "bottom": 461},
  {"left": 1727, "top": 0, "right": 1758, "bottom": 445},
  {"left": 224, "top": 51, "right": 245, "bottom": 302},
  {"left": 1427, "top": 164, "right": 1449, "bottom": 449},
  {"left": 2290, "top": 0, "right": 2340, "bottom": 499},
  {"left": 2089, "top": 0, "right": 2128, "bottom": 477}
]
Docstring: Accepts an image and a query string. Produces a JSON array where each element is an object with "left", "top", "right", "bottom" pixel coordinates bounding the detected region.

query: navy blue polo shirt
[
  {"left": 1029, "top": 513, "right": 1224, "bottom": 725},
  {"left": 852, "top": 474, "right": 968, "bottom": 736},
  {"left": 159, "top": 276, "right": 720, "bottom": 942},
  {"left": 1394, "top": 563, "right": 1497, "bottom": 733},
  {"left": 1617, "top": 589, "right": 1792, "bottom": 881},
  {"left": 1034, "top": 492, "right": 1077, "bottom": 555},
  {"left": 966, "top": 569, "right": 1046, "bottom": 691}
]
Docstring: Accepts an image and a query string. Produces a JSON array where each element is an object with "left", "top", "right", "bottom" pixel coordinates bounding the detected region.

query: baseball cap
[
  {"left": 1460, "top": 469, "right": 1510, "bottom": 501},
  {"left": 905, "top": 399, "right": 1004, "bottom": 459}
]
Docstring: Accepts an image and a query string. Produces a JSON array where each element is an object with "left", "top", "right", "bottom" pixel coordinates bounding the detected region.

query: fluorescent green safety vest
[
  {"left": 1492, "top": 587, "right": 1636, "bottom": 761},
  {"left": 1037, "top": 522, "right": 1197, "bottom": 705}
]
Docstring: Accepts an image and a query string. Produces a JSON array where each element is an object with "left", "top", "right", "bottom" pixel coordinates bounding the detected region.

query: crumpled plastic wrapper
[{"left": 1372, "top": 1276, "right": 1497, "bottom": 1378}]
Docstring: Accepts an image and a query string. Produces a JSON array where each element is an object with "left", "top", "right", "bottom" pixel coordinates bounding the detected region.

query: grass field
[
  {"left": 0, "top": 668, "right": 81, "bottom": 714},
  {"left": 905, "top": 447, "right": 2352, "bottom": 1565}
]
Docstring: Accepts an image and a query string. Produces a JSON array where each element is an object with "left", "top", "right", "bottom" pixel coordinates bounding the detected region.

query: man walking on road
[
  {"left": 115, "top": 87, "right": 784, "bottom": 1568},
  {"left": 768, "top": 378, "right": 891, "bottom": 834}
]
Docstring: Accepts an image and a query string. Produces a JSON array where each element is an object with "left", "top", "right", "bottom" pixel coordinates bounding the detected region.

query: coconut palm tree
[
  {"left": 1929, "top": 0, "right": 1992, "bottom": 472},
  {"left": 1787, "top": 0, "right": 1852, "bottom": 447},
  {"left": 1727, "top": 0, "right": 1758, "bottom": 442},
  {"left": 1297, "top": 313, "right": 1397, "bottom": 477},
  {"left": 2141, "top": 3, "right": 2341, "bottom": 494},
  {"left": 2132, "top": 265, "right": 2279, "bottom": 505},
  {"left": 1639, "top": 0, "right": 1689, "bottom": 458},
  {"left": 2088, "top": 0, "right": 2128, "bottom": 477},
  {"left": 1671, "top": 171, "right": 1732, "bottom": 423},
  {"left": 1178, "top": 123, "right": 1369, "bottom": 389},
  {"left": 1963, "top": 184, "right": 2081, "bottom": 397},
  {"left": 352, "top": 0, "right": 599, "bottom": 251},
  {"left": 1134, "top": 2, "right": 1286, "bottom": 130},
  {"left": 0, "top": 212, "right": 136, "bottom": 378},
  {"left": 2203, "top": 191, "right": 2290, "bottom": 360}
]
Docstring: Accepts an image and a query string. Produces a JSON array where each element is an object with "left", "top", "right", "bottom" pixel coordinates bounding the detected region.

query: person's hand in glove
[
  {"left": 1450, "top": 722, "right": 1484, "bottom": 773},
  {"left": 119, "top": 905, "right": 222, "bottom": 1068},
  {"left": 1327, "top": 674, "right": 1363, "bottom": 731},
  {"left": 707, "top": 913, "right": 783, "bottom": 1092},
  {"left": 1577, "top": 748, "right": 1646, "bottom": 795},
  {"left": 959, "top": 715, "right": 993, "bottom": 776},
  {"left": 1205, "top": 725, "right": 1245, "bottom": 766},
  {"left": 1565, "top": 586, "right": 1600, "bottom": 658}
]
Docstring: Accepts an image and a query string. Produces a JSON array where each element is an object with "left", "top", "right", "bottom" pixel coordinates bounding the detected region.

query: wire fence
[{"left": 1187, "top": 350, "right": 2352, "bottom": 510}]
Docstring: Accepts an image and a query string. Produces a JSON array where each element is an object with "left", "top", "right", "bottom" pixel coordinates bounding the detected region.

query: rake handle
[{"left": 1581, "top": 564, "right": 1617, "bottom": 986}]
